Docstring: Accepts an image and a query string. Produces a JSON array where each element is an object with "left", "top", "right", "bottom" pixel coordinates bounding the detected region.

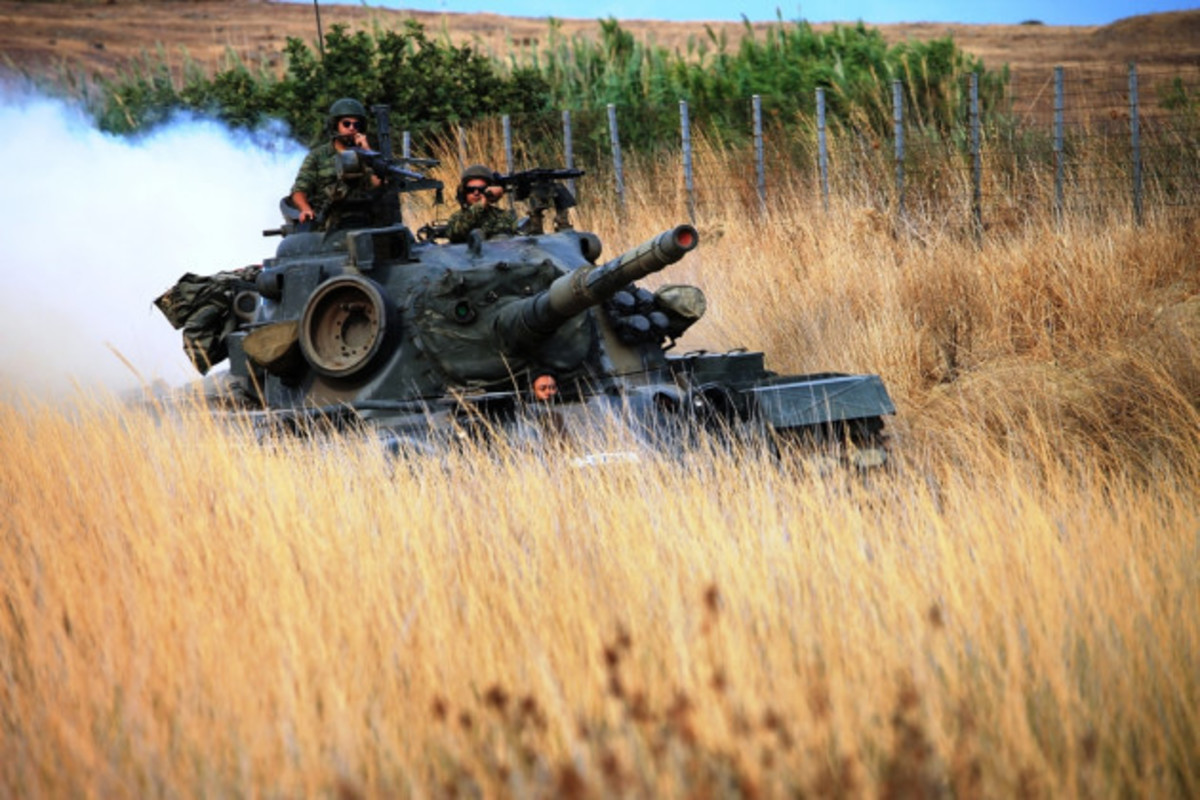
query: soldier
[
  {"left": 445, "top": 164, "right": 518, "bottom": 243},
  {"left": 290, "top": 98, "right": 380, "bottom": 227}
]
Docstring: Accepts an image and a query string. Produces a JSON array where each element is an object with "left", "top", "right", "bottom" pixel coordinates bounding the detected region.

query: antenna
[{"left": 313, "top": 0, "right": 325, "bottom": 57}]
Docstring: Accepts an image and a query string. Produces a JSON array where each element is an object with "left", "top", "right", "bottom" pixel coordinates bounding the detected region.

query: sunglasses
[
  {"left": 464, "top": 184, "right": 489, "bottom": 196},
  {"left": 338, "top": 118, "right": 363, "bottom": 130}
]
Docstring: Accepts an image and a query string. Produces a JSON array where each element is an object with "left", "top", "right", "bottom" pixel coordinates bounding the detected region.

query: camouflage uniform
[
  {"left": 446, "top": 202, "right": 518, "bottom": 243},
  {"left": 290, "top": 142, "right": 374, "bottom": 226}
]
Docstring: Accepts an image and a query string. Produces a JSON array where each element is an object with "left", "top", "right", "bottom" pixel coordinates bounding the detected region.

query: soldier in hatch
[
  {"left": 445, "top": 164, "right": 518, "bottom": 243},
  {"left": 290, "top": 98, "right": 380, "bottom": 228}
]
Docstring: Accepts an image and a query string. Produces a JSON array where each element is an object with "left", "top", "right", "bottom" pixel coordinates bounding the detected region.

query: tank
[{"left": 155, "top": 108, "right": 895, "bottom": 466}]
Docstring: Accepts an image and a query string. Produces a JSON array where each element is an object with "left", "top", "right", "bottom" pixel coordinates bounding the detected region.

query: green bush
[
  {"left": 95, "top": 21, "right": 553, "bottom": 141},
  {"left": 90, "top": 15, "right": 1007, "bottom": 158}
]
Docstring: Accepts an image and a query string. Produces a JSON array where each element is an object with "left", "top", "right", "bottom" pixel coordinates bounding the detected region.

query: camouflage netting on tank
[{"left": 154, "top": 266, "right": 261, "bottom": 375}]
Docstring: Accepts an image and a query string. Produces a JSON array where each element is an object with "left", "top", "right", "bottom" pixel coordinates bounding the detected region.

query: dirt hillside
[{"left": 3, "top": 0, "right": 1199, "bottom": 90}]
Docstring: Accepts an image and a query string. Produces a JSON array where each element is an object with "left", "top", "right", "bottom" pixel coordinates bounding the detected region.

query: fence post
[
  {"left": 402, "top": 130, "right": 412, "bottom": 220},
  {"left": 680, "top": 99, "right": 696, "bottom": 223},
  {"left": 457, "top": 124, "right": 468, "bottom": 171},
  {"left": 753, "top": 94, "right": 767, "bottom": 216},
  {"left": 1129, "top": 62, "right": 1144, "bottom": 226},
  {"left": 817, "top": 87, "right": 830, "bottom": 213},
  {"left": 562, "top": 110, "right": 577, "bottom": 200},
  {"left": 970, "top": 72, "right": 983, "bottom": 242},
  {"left": 502, "top": 114, "right": 514, "bottom": 173},
  {"left": 892, "top": 80, "right": 905, "bottom": 218},
  {"left": 1054, "top": 66, "right": 1064, "bottom": 223},
  {"left": 502, "top": 113, "right": 514, "bottom": 211},
  {"left": 607, "top": 103, "right": 625, "bottom": 213}
]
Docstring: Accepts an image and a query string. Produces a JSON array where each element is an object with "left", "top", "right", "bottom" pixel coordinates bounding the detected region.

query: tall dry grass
[{"left": 3, "top": 142, "right": 1198, "bottom": 797}]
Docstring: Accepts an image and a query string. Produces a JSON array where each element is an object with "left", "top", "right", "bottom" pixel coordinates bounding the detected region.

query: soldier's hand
[
  {"left": 485, "top": 185, "right": 504, "bottom": 202},
  {"left": 353, "top": 133, "right": 371, "bottom": 149},
  {"left": 298, "top": 208, "right": 315, "bottom": 223}
]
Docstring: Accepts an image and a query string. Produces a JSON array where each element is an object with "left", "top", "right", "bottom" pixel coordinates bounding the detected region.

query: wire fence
[{"left": 402, "top": 63, "right": 1200, "bottom": 234}]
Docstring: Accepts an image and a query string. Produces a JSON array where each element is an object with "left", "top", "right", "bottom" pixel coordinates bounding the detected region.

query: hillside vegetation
[
  {"left": 4, "top": 1, "right": 1198, "bottom": 87},
  {"left": 77, "top": 15, "right": 1003, "bottom": 157},
  {"left": 3, "top": 137, "right": 1199, "bottom": 794}
]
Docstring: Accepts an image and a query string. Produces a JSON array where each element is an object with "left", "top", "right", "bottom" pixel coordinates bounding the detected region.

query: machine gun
[
  {"left": 367, "top": 103, "right": 443, "bottom": 201},
  {"left": 335, "top": 148, "right": 444, "bottom": 196},
  {"left": 492, "top": 167, "right": 585, "bottom": 234}
]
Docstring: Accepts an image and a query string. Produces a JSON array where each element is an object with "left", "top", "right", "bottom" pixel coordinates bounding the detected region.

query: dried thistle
[
  {"left": 704, "top": 583, "right": 721, "bottom": 615},
  {"left": 483, "top": 684, "right": 509, "bottom": 713},
  {"left": 556, "top": 765, "right": 587, "bottom": 800},
  {"left": 431, "top": 696, "right": 448, "bottom": 722}
]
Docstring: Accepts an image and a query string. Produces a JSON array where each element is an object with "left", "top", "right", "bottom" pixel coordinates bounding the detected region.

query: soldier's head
[
  {"left": 531, "top": 371, "right": 559, "bottom": 402},
  {"left": 457, "top": 164, "right": 503, "bottom": 207},
  {"left": 327, "top": 98, "right": 368, "bottom": 143}
]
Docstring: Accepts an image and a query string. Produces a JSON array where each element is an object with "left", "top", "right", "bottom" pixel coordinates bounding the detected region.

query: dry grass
[{"left": 3, "top": 142, "right": 1200, "bottom": 796}]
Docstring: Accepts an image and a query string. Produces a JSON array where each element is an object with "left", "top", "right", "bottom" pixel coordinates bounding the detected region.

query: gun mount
[
  {"left": 494, "top": 167, "right": 585, "bottom": 234},
  {"left": 156, "top": 135, "right": 895, "bottom": 465}
]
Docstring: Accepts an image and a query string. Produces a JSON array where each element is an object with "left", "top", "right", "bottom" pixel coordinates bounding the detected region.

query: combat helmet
[
  {"left": 327, "top": 97, "right": 368, "bottom": 135},
  {"left": 456, "top": 164, "right": 497, "bottom": 205}
]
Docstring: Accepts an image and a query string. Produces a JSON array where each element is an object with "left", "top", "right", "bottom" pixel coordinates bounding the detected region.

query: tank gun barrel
[{"left": 498, "top": 224, "right": 698, "bottom": 344}]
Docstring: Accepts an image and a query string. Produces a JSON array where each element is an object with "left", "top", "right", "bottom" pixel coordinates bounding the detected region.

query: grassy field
[{"left": 3, "top": 141, "right": 1199, "bottom": 796}]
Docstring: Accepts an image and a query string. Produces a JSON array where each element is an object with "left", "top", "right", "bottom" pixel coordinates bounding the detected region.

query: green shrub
[
  {"left": 89, "top": 15, "right": 1007, "bottom": 159},
  {"left": 94, "top": 21, "right": 553, "bottom": 141}
]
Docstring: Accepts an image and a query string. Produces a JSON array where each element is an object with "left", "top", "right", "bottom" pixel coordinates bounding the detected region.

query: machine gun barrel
[
  {"left": 494, "top": 167, "right": 585, "bottom": 191},
  {"left": 338, "top": 148, "right": 444, "bottom": 194},
  {"left": 498, "top": 224, "right": 699, "bottom": 343}
]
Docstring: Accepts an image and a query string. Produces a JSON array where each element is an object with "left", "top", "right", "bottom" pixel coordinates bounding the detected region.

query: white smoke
[{"left": 0, "top": 89, "right": 306, "bottom": 401}]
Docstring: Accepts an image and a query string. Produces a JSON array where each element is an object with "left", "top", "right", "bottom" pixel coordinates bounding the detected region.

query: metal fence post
[
  {"left": 680, "top": 99, "right": 695, "bottom": 223},
  {"left": 893, "top": 80, "right": 905, "bottom": 218},
  {"left": 970, "top": 72, "right": 983, "bottom": 242},
  {"left": 817, "top": 87, "right": 830, "bottom": 213},
  {"left": 1129, "top": 62, "right": 1144, "bottom": 226},
  {"left": 562, "top": 110, "right": 576, "bottom": 199},
  {"left": 753, "top": 94, "right": 767, "bottom": 216},
  {"left": 502, "top": 114, "right": 513, "bottom": 173},
  {"left": 457, "top": 124, "right": 468, "bottom": 171},
  {"left": 1054, "top": 66, "right": 1064, "bottom": 223},
  {"left": 502, "top": 113, "right": 514, "bottom": 210},
  {"left": 607, "top": 103, "right": 625, "bottom": 212},
  {"left": 402, "top": 130, "right": 412, "bottom": 220}
]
